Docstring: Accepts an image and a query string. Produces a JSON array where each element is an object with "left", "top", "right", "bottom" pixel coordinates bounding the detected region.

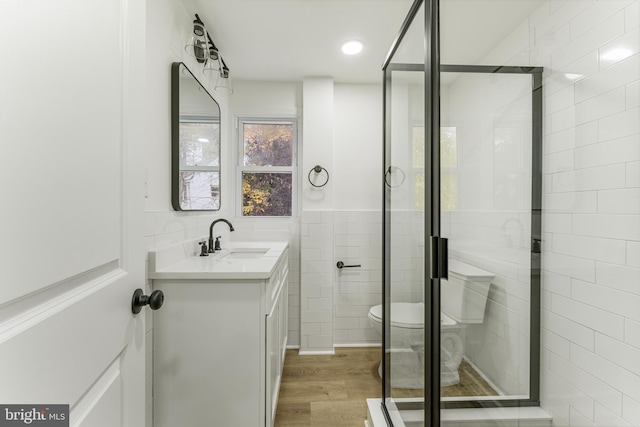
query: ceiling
[{"left": 186, "top": 0, "right": 544, "bottom": 84}]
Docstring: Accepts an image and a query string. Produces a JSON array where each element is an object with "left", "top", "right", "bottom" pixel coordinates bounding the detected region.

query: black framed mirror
[{"left": 171, "top": 62, "right": 221, "bottom": 211}]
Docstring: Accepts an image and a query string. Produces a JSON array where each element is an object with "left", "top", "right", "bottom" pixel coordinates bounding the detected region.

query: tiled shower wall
[
  {"left": 300, "top": 210, "right": 383, "bottom": 352},
  {"left": 495, "top": 0, "right": 640, "bottom": 425}
]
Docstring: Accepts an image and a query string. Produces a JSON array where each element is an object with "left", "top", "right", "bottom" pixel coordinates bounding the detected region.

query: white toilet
[{"left": 368, "top": 259, "right": 494, "bottom": 387}]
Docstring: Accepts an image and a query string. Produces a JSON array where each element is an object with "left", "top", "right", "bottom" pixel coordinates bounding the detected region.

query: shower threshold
[{"left": 366, "top": 398, "right": 552, "bottom": 427}]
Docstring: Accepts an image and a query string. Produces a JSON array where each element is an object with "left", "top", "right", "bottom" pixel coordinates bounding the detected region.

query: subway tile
[
  {"left": 552, "top": 164, "right": 626, "bottom": 192},
  {"left": 575, "top": 53, "right": 639, "bottom": 102},
  {"left": 595, "top": 333, "right": 640, "bottom": 377},
  {"left": 596, "top": 262, "right": 640, "bottom": 296},
  {"left": 543, "top": 191, "right": 597, "bottom": 213},
  {"left": 307, "top": 297, "right": 332, "bottom": 311},
  {"left": 628, "top": 80, "right": 640, "bottom": 109},
  {"left": 572, "top": 278, "right": 640, "bottom": 322},
  {"left": 300, "top": 322, "right": 321, "bottom": 335},
  {"left": 575, "top": 135, "right": 640, "bottom": 170},
  {"left": 569, "top": 407, "right": 597, "bottom": 427},
  {"left": 546, "top": 84, "right": 575, "bottom": 115},
  {"left": 575, "top": 87, "right": 626, "bottom": 125},
  {"left": 551, "top": 11, "right": 625, "bottom": 70},
  {"left": 333, "top": 317, "right": 359, "bottom": 330},
  {"left": 622, "top": 396, "right": 640, "bottom": 427},
  {"left": 626, "top": 1, "right": 640, "bottom": 30},
  {"left": 533, "top": 23, "right": 571, "bottom": 65},
  {"left": 544, "top": 311, "right": 595, "bottom": 351},
  {"left": 301, "top": 210, "right": 322, "bottom": 224},
  {"left": 598, "top": 188, "right": 640, "bottom": 214},
  {"left": 599, "top": 28, "right": 640, "bottom": 69},
  {"left": 541, "top": 377, "right": 571, "bottom": 426},
  {"left": 543, "top": 149, "right": 574, "bottom": 174},
  {"left": 551, "top": 293, "right": 623, "bottom": 339},
  {"left": 573, "top": 213, "right": 640, "bottom": 240},
  {"left": 550, "top": 105, "right": 577, "bottom": 133},
  {"left": 542, "top": 270, "right": 572, "bottom": 296},
  {"left": 537, "top": 0, "right": 594, "bottom": 41},
  {"left": 628, "top": 241, "right": 640, "bottom": 268},
  {"left": 549, "top": 349, "right": 623, "bottom": 414},
  {"left": 306, "top": 334, "right": 333, "bottom": 349},
  {"left": 546, "top": 52, "right": 600, "bottom": 95},
  {"left": 542, "top": 329, "right": 571, "bottom": 359},
  {"left": 628, "top": 161, "right": 640, "bottom": 186},
  {"left": 300, "top": 234, "right": 333, "bottom": 249},
  {"left": 308, "top": 223, "right": 333, "bottom": 236},
  {"left": 624, "top": 318, "right": 640, "bottom": 349},
  {"left": 571, "top": 343, "right": 640, "bottom": 402},
  {"left": 594, "top": 402, "right": 634, "bottom": 427},
  {"left": 553, "top": 233, "right": 626, "bottom": 264},
  {"left": 546, "top": 354, "right": 596, "bottom": 417},
  {"left": 302, "top": 310, "right": 333, "bottom": 323},
  {"left": 542, "top": 212, "right": 573, "bottom": 234},
  {"left": 598, "top": 107, "right": 640, "bottom": 141},
  {"left": 571, "top": 0, "right": 633, "bottom": 40}
]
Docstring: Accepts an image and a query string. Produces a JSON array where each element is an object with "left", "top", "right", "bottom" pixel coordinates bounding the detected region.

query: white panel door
[{"left": 0, "top": 1, "right": 146, "bottom": 426}]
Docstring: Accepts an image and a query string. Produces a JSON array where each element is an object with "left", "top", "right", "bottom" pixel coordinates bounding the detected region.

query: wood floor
[{"left": 274, "top": 347, "right": 497, "bottom": 427}]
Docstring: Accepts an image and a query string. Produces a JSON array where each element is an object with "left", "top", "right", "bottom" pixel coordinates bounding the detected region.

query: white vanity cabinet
[{"left": 151, "top": 244, "right": 289, "bottom": 427}]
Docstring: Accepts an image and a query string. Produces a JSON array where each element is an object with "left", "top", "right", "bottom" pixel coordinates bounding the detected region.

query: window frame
[{"left": 236, "top": 117, "right": 299, "bottom": 218}]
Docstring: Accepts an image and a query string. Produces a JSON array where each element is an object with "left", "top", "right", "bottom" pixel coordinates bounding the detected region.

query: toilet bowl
[{"left": 368, "top": 259, "right": 494, "bottom": 388}]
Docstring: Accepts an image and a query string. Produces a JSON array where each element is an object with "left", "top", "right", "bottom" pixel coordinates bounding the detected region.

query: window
[
  {"left": 412, "top": 125, "right": 457, "bottom": 211},
  {"left": 238, "top": 118, "right": 298, "bottom": 217},
  {"left": 178, "top": 117, "right": 220, "bottom": 210}
]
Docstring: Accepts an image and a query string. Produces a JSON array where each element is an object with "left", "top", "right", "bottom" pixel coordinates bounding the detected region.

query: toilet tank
[{"left": 441, "top": 259, "right": 495, "bottom": 324}]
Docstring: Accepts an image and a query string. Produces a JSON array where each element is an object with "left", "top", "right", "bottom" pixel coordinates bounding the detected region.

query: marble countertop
[{"left": 149, "top": 240, "right": 288, "bottom": 280}]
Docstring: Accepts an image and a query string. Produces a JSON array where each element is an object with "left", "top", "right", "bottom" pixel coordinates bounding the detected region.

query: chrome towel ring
[{"left": 308, "top": 165, "right": 329, "bottom": 187}]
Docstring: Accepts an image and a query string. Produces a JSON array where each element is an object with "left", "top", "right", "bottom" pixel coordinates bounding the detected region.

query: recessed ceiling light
[{"left": 341, "top": 40, "right": 364, "bottom": 55}]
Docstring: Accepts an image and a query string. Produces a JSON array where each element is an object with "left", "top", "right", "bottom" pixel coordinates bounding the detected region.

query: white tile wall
[
  {"left": 531, "top": 0, "right": 640, "bottom": 425},
  {"left": 300, "top": 210, "right": 334, "bottom": 352},
  {"left": 334, "top": 211, "right": 382, "bottom": 346},
  {"left": 441, "top": 0, "right": 640, "bottom": 423},
  {"left": 300, "top": 209, "right": 383, "bottom": 349}
]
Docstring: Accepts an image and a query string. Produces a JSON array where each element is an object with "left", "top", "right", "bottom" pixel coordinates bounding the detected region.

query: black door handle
[{"left": 131, "top": 289, "right": 164, "bottom": 314}]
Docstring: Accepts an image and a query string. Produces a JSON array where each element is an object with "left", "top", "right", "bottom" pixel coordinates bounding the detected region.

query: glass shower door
[
  {"left": 382, "top": 0, "right": 542, "bottom": 425},
  {"left": 439, "top": 67, "right": 542, "bottom": 410}
]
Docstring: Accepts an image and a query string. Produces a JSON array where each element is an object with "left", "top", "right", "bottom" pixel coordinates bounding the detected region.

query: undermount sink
[{"left": 219, "top": 248, "right": 270, "bottom": 260}]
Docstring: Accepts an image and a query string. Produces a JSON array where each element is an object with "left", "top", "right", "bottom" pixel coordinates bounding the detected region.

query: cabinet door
[
  {"left": 279, "top": 279, "right": 289, "bottom": 365},
  {"left": 265, "top": 296, "right": 280, "bottom": 427}
]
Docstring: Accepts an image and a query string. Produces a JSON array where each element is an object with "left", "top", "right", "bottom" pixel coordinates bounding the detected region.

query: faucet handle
[
  {"left": 214, "top": 235, "right": 222, "bottom": 251},
  {"left": 198, "top": 241, "right": 209, "bottom": 257}
]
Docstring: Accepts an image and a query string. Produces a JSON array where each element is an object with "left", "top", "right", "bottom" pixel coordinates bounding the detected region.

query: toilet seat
[
  {"left": 368, "top": 303, "right": 459, "bottom": 329},
  {"left": 368, "top": 303, "right": 423, "bottom": 329}
]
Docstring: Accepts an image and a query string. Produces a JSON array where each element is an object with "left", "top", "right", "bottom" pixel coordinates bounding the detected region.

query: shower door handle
[{"left": 429, "top": 236, "right": 448, "bottom": 280}]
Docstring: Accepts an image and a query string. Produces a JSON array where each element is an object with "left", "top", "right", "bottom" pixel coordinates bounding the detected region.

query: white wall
[{"left": 300, "top": 81, "right": 384, "bottom": 352}]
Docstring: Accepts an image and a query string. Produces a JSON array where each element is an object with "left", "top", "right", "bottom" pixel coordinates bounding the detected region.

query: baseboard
[
  {"left": 298, "top": 349, "right": 335, "bottom": 355},
  {"left": 335, "top": 343, "right": 382, "bottom": 348}
]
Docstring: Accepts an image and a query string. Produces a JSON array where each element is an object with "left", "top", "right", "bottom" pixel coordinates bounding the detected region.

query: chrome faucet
[{"left": 208, "top": 218, "right": 235, "bottom": 252}]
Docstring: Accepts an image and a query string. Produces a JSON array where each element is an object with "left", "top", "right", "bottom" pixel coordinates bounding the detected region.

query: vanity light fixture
[
  {"left": 185, "top": 13, "right": 231, "bottom": 80},
  {"left": 341, "top": 40, "right": 364, "bottom": 55}
]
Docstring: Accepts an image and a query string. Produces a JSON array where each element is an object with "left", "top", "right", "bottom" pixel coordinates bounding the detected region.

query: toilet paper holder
[{"left": 336, "top": 261, "right": 361, "bottom": 269}]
